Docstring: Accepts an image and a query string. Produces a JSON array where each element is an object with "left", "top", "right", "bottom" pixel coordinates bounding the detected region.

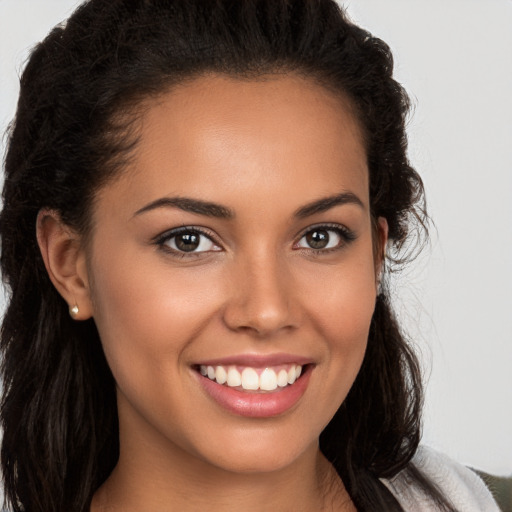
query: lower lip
[{"left": 196, "top": 366, "right": 312, "bottom": 418}]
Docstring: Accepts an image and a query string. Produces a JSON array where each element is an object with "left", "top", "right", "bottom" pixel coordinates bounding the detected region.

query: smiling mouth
[{"left": 196, "top": 363, "right": 305, "bottom": 392}]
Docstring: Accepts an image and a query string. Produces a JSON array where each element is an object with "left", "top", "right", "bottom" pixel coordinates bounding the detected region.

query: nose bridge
[{"left": 223, "top": 246, "right": 298, "bottom": 336}]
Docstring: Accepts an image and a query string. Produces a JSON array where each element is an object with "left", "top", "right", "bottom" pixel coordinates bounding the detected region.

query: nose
[{"left": 222, "top": 252, "right": 300, "bottom": 337}]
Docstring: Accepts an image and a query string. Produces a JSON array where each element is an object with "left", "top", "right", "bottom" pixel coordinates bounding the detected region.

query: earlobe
[{"left": 36, "top": 209, "right": 93, "bottom": 320}]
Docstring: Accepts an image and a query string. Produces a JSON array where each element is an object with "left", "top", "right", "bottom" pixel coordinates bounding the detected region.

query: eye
[
  {"left": 156, "top": 227, "right": 221, "bottom": 255},
  {"left": 295, "top": 225, "right": 355, "bottom": 252}
]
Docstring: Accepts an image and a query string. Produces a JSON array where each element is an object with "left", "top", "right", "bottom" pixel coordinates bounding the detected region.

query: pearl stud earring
[{"left": 70, "top": 304, "right": 79, "bottom": 318}]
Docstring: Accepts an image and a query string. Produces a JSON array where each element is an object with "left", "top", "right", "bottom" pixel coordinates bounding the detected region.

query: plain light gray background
[{"left": 1, "top": 0, "right": 511, "bottom": 475}]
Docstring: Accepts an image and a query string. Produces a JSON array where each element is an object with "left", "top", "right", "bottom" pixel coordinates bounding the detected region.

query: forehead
[{"left": 96, "top": 73, "right": 369, "bottom": 219}]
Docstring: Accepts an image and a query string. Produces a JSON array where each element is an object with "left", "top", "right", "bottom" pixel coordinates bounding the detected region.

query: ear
[
  {"left": 36, "top": 209, "right": 93, "bottom": 320},
  {"left": 375, "top": 216, "right": 389, "bottom": 283}
]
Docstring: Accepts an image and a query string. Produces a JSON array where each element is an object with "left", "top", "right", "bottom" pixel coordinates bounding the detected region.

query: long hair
[{"left": 1, "top": 1, "right": 453, "bottom": 510}]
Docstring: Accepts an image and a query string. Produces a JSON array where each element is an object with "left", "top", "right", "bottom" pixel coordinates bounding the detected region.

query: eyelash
[{"left": 154, "top": 223, "right": 356, "bottom": 259}]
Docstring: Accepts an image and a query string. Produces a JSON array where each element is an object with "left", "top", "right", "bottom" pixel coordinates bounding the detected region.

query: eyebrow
[
  {"left": 134, "top": 197, "right": 234, "bottom": 219},
  {"left": 293, "top": 192, "right": 364, "bottom": 218},
  {"left": 134, "top": 191, "right": 364, "bottom": 219}
]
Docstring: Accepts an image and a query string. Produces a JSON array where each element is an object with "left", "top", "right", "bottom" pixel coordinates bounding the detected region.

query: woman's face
[{"left": 85, "top": 74, "right": 384, "bottom": 474}]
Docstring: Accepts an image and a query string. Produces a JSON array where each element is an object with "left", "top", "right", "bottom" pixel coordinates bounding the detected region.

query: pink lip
[
  {"left": 195, "top": 352, "right": 313, "bottom": 368},
  {"left": 195, "top": 364, "right": 313, "bottom": 418}
]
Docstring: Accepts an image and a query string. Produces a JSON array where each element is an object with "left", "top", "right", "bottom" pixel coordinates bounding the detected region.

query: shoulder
[{"left": 381, "top": 445, "right": 500, "bottom": 511}]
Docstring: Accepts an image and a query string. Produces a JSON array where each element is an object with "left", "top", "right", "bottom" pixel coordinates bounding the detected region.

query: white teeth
[
  {"left": 227, "top": 367, "right": 242, "bottom": 387},
  {"left": 241, "top": 368, "right": 259, "bottom": 390},
  {"left": 200, "top": 364, "right": 304, "bottom": 391},
  {"left": 215, "top": 366, "right": 227, "bottom": 384},
  {"left": 277, "top": 369, "right": 288, "bottom": 387},
  {"left": 260, "top": 368, "right": 278, "bottom": 391}
]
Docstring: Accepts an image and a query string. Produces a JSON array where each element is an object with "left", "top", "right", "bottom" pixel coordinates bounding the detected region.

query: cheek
[
  {"left": 87, "top": 246, "right": 225, "bottom": 391},
  {"left": 320, "top": 284, "right": 374, "bottom": 379},
  {"left": 300, "top": 254, "right": 377, "bottom": 345},
  {"left": 91, "top": 242, "right": 219, "bottom": 328},
  {"left": 297, "top": 254, "right": 377, "bottom": 406}
]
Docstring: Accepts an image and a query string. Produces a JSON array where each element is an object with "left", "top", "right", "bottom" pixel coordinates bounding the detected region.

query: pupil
[
  {"left": 307, "top": 230, "right": 329, "bottom": 249},
  {"left": 176, "top": 233, "right": 200, "bottom": 252}
]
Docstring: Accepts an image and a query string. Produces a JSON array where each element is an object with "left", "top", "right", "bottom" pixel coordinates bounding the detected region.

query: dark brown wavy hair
[{"left": 1, "top": 1, "right": 455, "bottom": 511}]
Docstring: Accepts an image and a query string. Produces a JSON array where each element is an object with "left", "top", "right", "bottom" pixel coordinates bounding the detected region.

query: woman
[{"left": 0, "top": 1, "right": 499, "bottom": 511}]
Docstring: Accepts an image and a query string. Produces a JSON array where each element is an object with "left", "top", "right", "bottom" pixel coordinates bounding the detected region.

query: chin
[
  {"left": 189, "top": 425, "right": 319, "bottom": 475},
  {"left": 208, "top": 447, "right": 309, "bottom": 475}
]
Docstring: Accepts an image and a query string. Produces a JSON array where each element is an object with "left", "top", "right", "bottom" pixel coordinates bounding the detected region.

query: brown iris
[
  {"left": 175, "top": 232, "right": 200, "bottom": 252},
  {"left": 305, "top": 230, "right": 330, "bottom": 249}
]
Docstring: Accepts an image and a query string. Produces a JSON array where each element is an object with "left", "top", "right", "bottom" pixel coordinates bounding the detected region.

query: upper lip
[{"left": 194, "top": 353, "right": 314, "bottom": 367}]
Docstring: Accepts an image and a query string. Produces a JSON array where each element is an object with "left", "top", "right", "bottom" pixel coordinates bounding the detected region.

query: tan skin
[{"left": 37, "top": 74, "right": 387, "bottom": 511}]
